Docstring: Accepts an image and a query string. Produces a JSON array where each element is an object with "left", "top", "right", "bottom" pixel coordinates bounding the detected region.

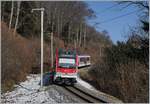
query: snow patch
[
  {"left": 77, "top": 77, "right": 95, "bottom": 90},
  {"left": 2, "top": 74, "right": 56, "bottom": 104},
  {"left": 2, "top": 74, "right": 102, "bottom": 103},
  {"left": 77, "top": 76, "right": 100, "bottom": 93}
]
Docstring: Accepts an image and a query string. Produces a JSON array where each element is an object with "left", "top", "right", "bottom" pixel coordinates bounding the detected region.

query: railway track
[{"left": 63, "top": 86, "right": 107, "bottom": 103}]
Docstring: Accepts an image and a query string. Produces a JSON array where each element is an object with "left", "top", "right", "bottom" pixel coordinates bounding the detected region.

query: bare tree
[
  {"left": 14, "top": 1, "right": 21, "bottom": 35},
  {"left": 79, "top": 22, "right": 82, "bottom": 46},
  {"left": 51, "top": 5, "right": 57, "bottom": 32},
  {"left": 51, "top": 32, "right": 53, "bottom": 68},
  {"left": 76, "top": 27, "right": 79, "bottom": 46},
  {"left": 9, "top": 0, "right": 14, "bottom": 30},
  {"left": 60, "top": 11, "right": 64, "bottom": 36},
  {"left": 83, "top": 24, "right": 86, "bottom": 47},
  {"left": 68, "top": 21, "right": 72, "bottom": 43},
  {"left": 57, "top": 10, "right": 60, "bottom": 37}
]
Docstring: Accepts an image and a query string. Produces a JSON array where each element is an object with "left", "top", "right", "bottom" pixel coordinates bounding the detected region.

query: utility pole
[
  {"left": 31, "top": 8, "right": 44, "bottom": 87},
  {"left": 51, "top": 32, "right": 53, "bottom": 68}
]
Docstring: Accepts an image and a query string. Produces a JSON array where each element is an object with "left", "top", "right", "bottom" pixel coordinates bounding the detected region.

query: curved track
[{"left": 63, "top": 86, "right": 107, "bottom": 103}]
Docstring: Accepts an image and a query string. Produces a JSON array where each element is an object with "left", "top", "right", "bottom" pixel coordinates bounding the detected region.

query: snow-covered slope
[
  {"left": 2, "top": 74, "right": 100, "bottom": 104},
  {"left": 2, "top": 74, "right": 56, "bottom": 104},
  {"left": 77, "top": 77, "right": 96, "bottom": 91}
]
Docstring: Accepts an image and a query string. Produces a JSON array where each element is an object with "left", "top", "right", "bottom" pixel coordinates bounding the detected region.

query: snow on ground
[
  {"left": 1, "top": 74, "right": 56, "bottom": 104},
  {"left": 77, "top": 76, "right": 95, "bottom": 90},
  {"left": 2, "top": 74, "right": 82, "bottom": 104},
  {"left": 77, "top": 76, "right": 123, "bottom": 103},
  {"left": 2, "top": 74, "right": 105, "bottom": 103},
  {"left": 2, "top": 75, "right": 55, "bottom": 104},
  {"left": 77, "top": 76, "right": 100, "bottom": 93}
]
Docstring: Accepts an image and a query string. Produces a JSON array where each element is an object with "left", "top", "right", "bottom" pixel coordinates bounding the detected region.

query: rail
[
  {"left": 64, "top": 86, "right": 105, "bottom": 103},
  {"left": 62, "top": 84, "right": 123, "bottom": 103}
]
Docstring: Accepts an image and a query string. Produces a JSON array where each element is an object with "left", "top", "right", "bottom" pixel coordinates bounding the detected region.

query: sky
[{"left": 85, "top": 1, "right": 140, "bottom": 44}]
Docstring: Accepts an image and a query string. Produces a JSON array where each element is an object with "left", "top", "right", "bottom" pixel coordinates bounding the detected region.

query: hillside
[
  {"left": 1, "top": 22, "right": 51, "bottom": 92},
  {"left": 1, "top": 1, "right": 149, "bottom": 103},
  {"left": 1, "top": 21, "right": 108, "bottom": 93}
]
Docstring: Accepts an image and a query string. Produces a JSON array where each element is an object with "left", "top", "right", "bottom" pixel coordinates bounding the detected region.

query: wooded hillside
[
  {"left": 1, "top": 1, "right": 149, "bottom": 103},
  {"left": 79, "top": 1, "right": 149, "bottom": 103},
  {"left": 1, "top": 1, "right": 111, "bottom": 93}
]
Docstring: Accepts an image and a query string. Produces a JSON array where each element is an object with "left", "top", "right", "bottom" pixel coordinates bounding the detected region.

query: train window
[
  {"left": 79, "top": 56, "right": 90, "bottom": 62},
  {"left": 87, "top": 57, "right": 90, "bottom": 61},
  {"left": 79, "top": 57, "right": 84, "bottom": 62},
  {"left": 80, "top": 57, "right": 85, "bottom": 62},
  {"left": 80, "top": 58, "right": 82, "bottom": 62}
]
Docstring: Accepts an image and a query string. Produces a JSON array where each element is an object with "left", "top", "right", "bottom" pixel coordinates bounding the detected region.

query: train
[
  {"left": 53, "top": 48, "right": 91, "bottom": 85},
  {"left": 78, "top": 55, "right": 91, "bottom": 68}
]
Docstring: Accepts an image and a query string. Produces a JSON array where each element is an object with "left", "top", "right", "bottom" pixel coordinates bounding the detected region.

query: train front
[{"left": 54, "top": 48, "right": 78, "bottom": 85}]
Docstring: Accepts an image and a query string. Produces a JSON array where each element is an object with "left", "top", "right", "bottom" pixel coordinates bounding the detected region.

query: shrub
[
  {"left": 87, "top": 41, "right": 148, "bottom": 103},
  {"left": 1, "top": 22, "right": 51, "bottom": 93}
]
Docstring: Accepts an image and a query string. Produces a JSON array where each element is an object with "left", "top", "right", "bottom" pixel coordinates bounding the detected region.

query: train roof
[{"left": 77, "top": 55, "right": 91, "bottom": 57}]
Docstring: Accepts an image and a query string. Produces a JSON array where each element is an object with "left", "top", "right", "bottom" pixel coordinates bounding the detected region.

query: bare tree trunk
[
  {"left": 14, "top": 1, "right": 21, "bottom": 35},
  {"left": 51, "top": 13, "right": 54, "bottom": 32},
  {"left": 57, "top": 11, "right": 60, "bottom": 37},
  {"left": 83, "top": 24, "right": 86, "bottom": 48},
  {"left": 9, "top": 1, "right": 14, "bottom": 30},
  {"left": 68, "top": 22, "right": 71, "bottom": 44},
  {"left": 60, "top": 14, "right": 62, "bottom": 36},
  {"left": 47, "top": 10, "right": 51, "bottom": 31},
  {"left": 51, "top": 32, "right": 53, "bottom": 68},
  {"left": 74, "top": 39, "right": 77, "bottom": 49},
  {"left": 76, "top": 27, "right": 79, "bottom": 46},
  {"left": 60, "top": 11, "right": 64, "bottom": 36},
  {"left": 47, "top": 11, "right": 52, "bottom": 63},
  {"left": 79, "top": 23, "right": 82, "bottom": 47},
  {"left": 52, "top": 6, "right": 57, "bottom": 33},
  {"left": 99, "top": 46, "right": 102, "bottom": 57},
  {"left": 1, "top": 2, "right": 5, "bottom": 21}
]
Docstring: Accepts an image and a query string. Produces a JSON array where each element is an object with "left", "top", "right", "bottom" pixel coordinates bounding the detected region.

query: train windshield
[{"left": 58, "top": 58, "right": 76, "bottom": 68}]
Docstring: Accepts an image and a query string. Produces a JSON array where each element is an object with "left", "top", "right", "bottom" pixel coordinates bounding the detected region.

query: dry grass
[
  {"left": 79, "top": 42, "right": 149, "bottom": 103},
  {"left": 80, "top": 57, "right": 148, "bottom": 103},
  {"left": 79, "top": 69, "right": 91, "bottom": 80},
  {"left": 1, "top": 22, "right": 51, "bottom": 92}
]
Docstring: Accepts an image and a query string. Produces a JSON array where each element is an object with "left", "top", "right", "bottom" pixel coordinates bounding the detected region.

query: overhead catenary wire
[
  {"left": 99, "top": 8, "right": 143, "bottom": 24},
  {"left": 97, "top": 3, "right": 120, "bottom": 15}
]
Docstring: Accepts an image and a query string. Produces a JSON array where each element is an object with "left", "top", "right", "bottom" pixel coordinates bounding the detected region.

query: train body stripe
[{"left": 57, "top": 68, "right": 77, "bottom": 73}]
